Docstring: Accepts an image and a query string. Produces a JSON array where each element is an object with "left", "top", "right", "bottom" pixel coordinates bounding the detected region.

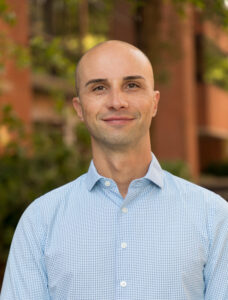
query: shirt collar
[
  {"left": 144, "top": 153, "right": 164, "bottom": 188},
  {"left": 85, "top": 160, "right": 103, "bottom": 191},
  {"left": 85, "top": 153, "right": 164, "bottom": 191}
]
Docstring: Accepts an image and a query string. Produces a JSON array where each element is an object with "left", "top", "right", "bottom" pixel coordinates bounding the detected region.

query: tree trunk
[{"left": 78, "top": 0, "right": 89, "bottom": 54}]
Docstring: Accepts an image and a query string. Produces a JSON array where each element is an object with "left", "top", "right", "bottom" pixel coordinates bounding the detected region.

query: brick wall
[{"left": 0, "top": 0, "right": 32, "bottom": 124}]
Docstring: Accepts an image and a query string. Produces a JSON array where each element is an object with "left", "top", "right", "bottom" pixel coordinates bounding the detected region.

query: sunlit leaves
[
  {"left": 203, "top": 38, "right": 228, "bottom": 91},
  {"left": 0, "top": 0, "right": 16, "bottom": 25},
  {"left": 29, "top": 33, "right": 105, "bottom": 82},
  {"left": 82, "top": 34, "right": 106, "bottom": 51},
  {"left": 30, "top": 35, "right": 76, "bottom": 79},
  {"left": 163, "top": 0, "right": 228, "bottom": 27}
]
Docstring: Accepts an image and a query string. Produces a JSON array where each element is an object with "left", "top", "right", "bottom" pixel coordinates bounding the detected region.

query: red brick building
[
  {"left": 1, "top": 0, "right": 228, "bottom": 178},
  {"left": 111, "top": 0, "right": 228, "bottom": 178},
  {"left": 0, "top": 0, "right": 31, "bottom": 124}
]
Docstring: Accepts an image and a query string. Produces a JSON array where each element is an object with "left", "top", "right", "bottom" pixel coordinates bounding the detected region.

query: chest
[{"left": 44, "top": 198, "right": 207, "bottom": 300}]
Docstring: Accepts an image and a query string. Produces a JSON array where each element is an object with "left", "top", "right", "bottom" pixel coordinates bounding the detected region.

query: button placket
[{"left": 116, "top": 206, "right": 130, "bottom": 298}]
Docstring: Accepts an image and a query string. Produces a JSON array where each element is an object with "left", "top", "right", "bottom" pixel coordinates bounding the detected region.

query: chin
[{"left": 99, "top": 136, "right": 138, "bottom": 149}]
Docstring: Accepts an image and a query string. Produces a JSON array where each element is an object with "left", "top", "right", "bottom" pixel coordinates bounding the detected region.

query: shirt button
[
  {"left": 121, "top": 242, "right": 127, "bottom": 248},
  {"left": 122, "top": 207, "right": 128, "bottom": 213},
  {"left": 120, "top": 281, "right": 127, "bottom": 287},
  {"left": 104, "top": 180, "right": 111, "bottom": 187}
]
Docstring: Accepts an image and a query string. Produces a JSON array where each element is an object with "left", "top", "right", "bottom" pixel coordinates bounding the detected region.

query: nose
[{"left": 107, "top": 89, "right": 128, "bottom": 110}]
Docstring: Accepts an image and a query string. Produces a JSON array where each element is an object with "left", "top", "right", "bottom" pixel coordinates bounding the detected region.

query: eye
[
  {"left": 126, "top": 82, "right": 140, "bottom": 89},
  {"left": 93, "top": 85, "right": 106, "bottom": 92}
]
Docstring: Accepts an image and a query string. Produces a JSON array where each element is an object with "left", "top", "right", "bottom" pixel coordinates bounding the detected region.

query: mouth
[{"left": 102, "top": 116, "right": 135, "bottom": 125}]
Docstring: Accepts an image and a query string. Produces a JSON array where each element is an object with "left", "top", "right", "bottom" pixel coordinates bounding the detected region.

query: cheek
[
  {"left": 82, "top": 104, "right": 99, "bottom": 123},
  {"left": 84, "top": 97, "right": 108, "bottom": 118},
  {"left": 136, "top": 99, "right": 154, "bottom": 117}
]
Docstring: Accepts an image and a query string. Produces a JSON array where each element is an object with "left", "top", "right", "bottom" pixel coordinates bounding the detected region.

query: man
[{"left": 1, "top": 40, "right": 228, "bottom": 300}]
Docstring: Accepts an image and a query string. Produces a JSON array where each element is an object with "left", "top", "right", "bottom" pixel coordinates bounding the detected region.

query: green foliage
[
  {"left": 204, "top": 160, "right": 228, "bottom": 176},
  {"left": 88, "top": 0, "right": 113, "bottom": 35},
  {"left": 172, "top": 0, "right": 205, "bottom": 11},
  {"left": 0, "top": 33, "right": 30, "bottom": 70},
  {"left": 161, "top": 160, "right": 191, "bottom": 180},
  {"left": 30, "top": 35, "right": 77, "bottom": 81},
  {"left": 203, "top": 38, "right": 228, "bottom": 91},
  {"left": 28, "top": 0, "right": 109, "bottom": 83},
  {"left": 130, "top": 0, "right": 228, "bottom": 28},
  {"left": 30, "top": 34, "right": 105, "bottom": 82},
  {"left": 171, "top": 0, "right": 228, "bottom": 27},
  {"left": 0, "top": 105, "right": 91, "bottom": 262},
  {"left": 30, "top": 0, "right": 111, "bottom": 37},
  {"left": 0, "top": 32, "right": 29, "bottom": 96},
  {"left": 0, "top": 0, "right": 16, "bottom": 26},
  {"left": 0, "top": 0, "right": 29, "bottom": 87}
]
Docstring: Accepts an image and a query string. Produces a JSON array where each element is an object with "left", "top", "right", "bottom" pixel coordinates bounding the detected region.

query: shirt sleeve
[
  {"left": 0, "top": 203, "right": 50, "bottom": 300},
  {"left": 204, "top": 195, "right": 228, "bottom": 299}
]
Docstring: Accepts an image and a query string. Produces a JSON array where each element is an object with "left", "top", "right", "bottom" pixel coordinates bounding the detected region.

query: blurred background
[{"left": 0, "top": 0, "right": 228, "bottom": 286}]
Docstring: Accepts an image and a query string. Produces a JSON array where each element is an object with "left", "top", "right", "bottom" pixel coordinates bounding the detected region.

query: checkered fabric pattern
[{"left": 1, "top": 154, "right": 228, "bottom": 300}]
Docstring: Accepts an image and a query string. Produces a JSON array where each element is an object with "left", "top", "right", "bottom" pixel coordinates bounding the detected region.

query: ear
[
  {"left": 152, "top": 91, "right": 160, "bottom": 117},
  {"left": 72, "top": 97, "right": 84, "bottom": 121}
]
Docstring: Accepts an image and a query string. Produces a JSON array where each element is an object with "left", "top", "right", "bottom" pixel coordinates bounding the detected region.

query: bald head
[{"left": 75, "top": 40, "right": 154, "bottom": 97}]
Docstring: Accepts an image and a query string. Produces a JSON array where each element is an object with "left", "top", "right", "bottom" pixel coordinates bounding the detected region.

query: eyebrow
[
  {"left": 84, "top": 75, "right": 145, "bottom": 88},
  {"left": 85, "top": 78, "right": 107, "bottom": 87},
  {"left": 123, "top": 75, "right": 145, "bottom": 81}
]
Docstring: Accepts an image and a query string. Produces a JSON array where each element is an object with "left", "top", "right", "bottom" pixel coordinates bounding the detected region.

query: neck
[{"left": 92, "top": 138, "right": 152, "bottom": 198}]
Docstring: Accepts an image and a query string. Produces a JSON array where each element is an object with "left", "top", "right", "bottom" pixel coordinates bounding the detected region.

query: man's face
[{"left": 73, "top": 42, "right": 160, "bottom": 151}]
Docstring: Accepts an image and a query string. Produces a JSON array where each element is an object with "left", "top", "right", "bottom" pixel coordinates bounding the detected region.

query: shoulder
[
  {"left": 162, "top": 170, "right": 228, "bottom": 214},
  {"left": 162, "top": 171, "right": 228, "bottom": 242},
  {"left": 19, "top": 173, "right": 87, "bottom": 228},
  {"left": 9, "top": 173, "right": 88, "bottom": 252}
]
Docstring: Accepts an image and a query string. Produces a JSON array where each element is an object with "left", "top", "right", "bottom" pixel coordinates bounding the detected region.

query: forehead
[{"left": 79, "top": 45, "right": 153, "bottom": 82}]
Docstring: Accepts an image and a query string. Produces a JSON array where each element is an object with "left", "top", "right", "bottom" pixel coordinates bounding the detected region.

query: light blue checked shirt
[{"left": 1, "top": 154, "right": 228, "bottom": 300}]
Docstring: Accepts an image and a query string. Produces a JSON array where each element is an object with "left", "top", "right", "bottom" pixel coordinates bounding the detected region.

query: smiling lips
[{"left": 102, "top": 116, "right": 135, "bottom": 125}]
